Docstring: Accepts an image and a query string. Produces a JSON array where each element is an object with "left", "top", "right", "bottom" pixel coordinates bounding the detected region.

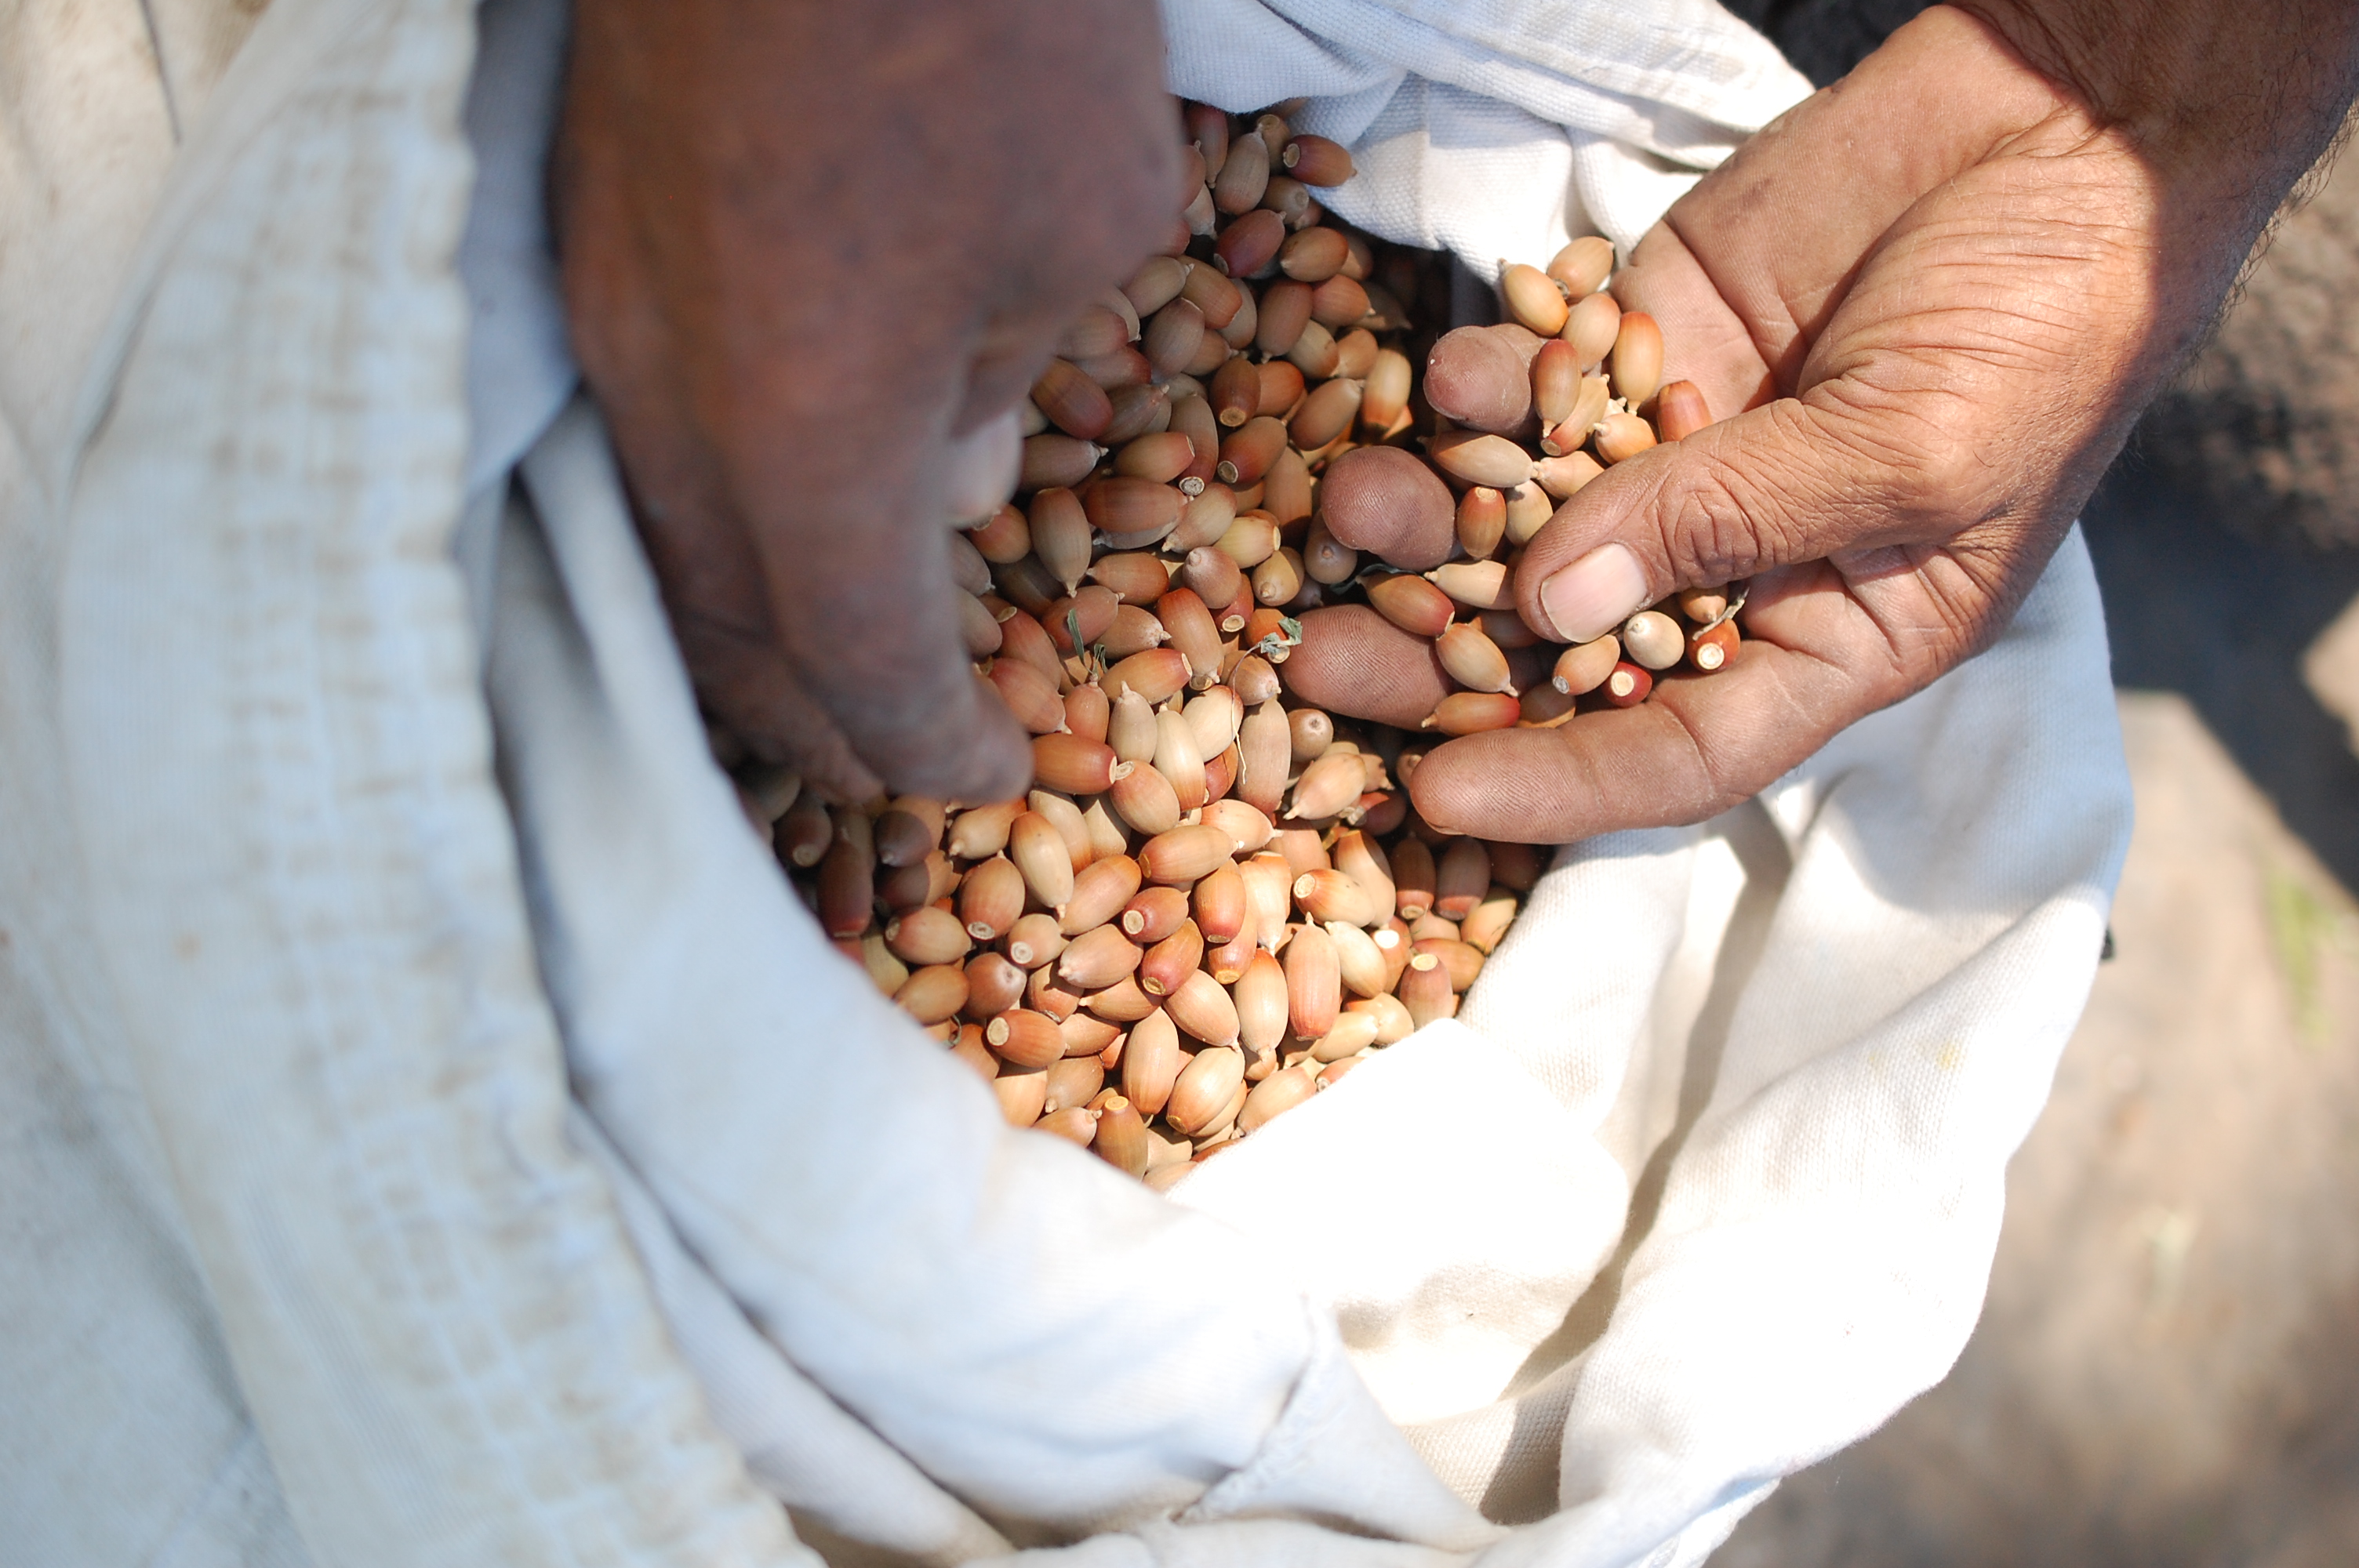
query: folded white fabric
[{"left": 1161, "top": 0, "right": 1815, "bottom": 262}]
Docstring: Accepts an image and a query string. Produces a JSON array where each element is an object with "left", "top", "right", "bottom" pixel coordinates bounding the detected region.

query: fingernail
[{"left": 1538, "top": 543, "right": 1648, "bottom": 644}]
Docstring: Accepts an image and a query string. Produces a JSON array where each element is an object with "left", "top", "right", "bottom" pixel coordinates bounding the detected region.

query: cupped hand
[
  {"left": 554, "top": 0, "right": 1175, "bottom": 804},
  {"left": 1290, "top": 1, "right": 2356, "bottom": 842}
]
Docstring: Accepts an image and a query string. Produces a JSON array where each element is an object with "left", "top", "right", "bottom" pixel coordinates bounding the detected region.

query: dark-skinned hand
[
  {"left": 554, "top": 0, "right": 1176, "bottom": 804},
  {"left": 1288, "top": 1, "right": 2359, "bottom": 842}
]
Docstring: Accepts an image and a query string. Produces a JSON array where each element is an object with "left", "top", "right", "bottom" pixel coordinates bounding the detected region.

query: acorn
[
  {"left": 1009, "top": 811, "right": 1075, "bottom": 909},
  {"left": 1430, "top": 430, "right": 1536, "bottom": 489},
  {"left": 1153, "top": 585, "right": 1224, "bottom": 680},
  {"left": 992, "top": 1065, "right": 1049, "bottom": 1127},
  {"left": 1565, "top": 292, "right": 1620, "bottom": 370},
  {"left": 1287, "top": 707, "right": 1334, "bottom": 766},
  {"left": 1044, "top": 1056, "right": 1107, "bottom": 1116},
  {"left": 1100, "top": 604, "right": 1172, "bottom": 660},
  {"left": 1281, "top": 133, "right": 1353, "bottom": 185},
  {"left": 1027, "top": 789, "right": 1093, "bottom": 868},
  {"left": 1284, "top": 921, "right": 1342, "bottom": 1039},
  {"left": 1332, "top": 830, "right": 1397, "bottom": 919},
  {"left": 1210, "top": 353, "right": 1260, "bottom": 427},
  {"left": 1287, "top": 750, "right": 1366, "bottom": 822},
  {"left": 1140, "top": 822, "right": 1234, "bottom": 884},
  {"left": 963, "top": 952, "right": 1028, "bottom": 1022},
  {"left": 1216, "top": 209, "right": 1286, "bottom": 278},
  {"left": 1610, "top": 311, "right": 1665, "bottom": 406},
  {"left": 1059, "top": 924, "right": 1143, "bottom": 990},
  {"left": 1109, "top": 761, "right": 1183, "bottom": 837},
  {"left": 1022, "top": 434, "right": 1104, "bottom": 491},
  {"left": 1325, "top": 919, "right": 1390, "bottom": 999},
  {"left": 1180, "top": 260, "right": 1244, "bottom": 330},
  {"left": 1456, "top": 487, "right": 1508, "bottom": 561},
  {"left": 1689, "top": 617, "right": 1741, "bottom": 672},
  {"left": 1547, "top": 236, "right": 1615, "bottom": 299},
  {"left": 1034, "top": 733, "right": 1118, "bottom": 795},
  {"left": 1037, "top": 1105, "right": 1102, "bottom": 1145},
  {"left": 885, "top": 905, "right": 972, "bottom": 967},
  {"left": 1499, "top": 261, "right": 1570, "bottom": 336},
  {"left": 1241, "top": 364, "right": 1296, "bottom": 426},
  {"left": 1200, "top": 797, "right": 1275, "bottom": 856},
  {"left": 1061, "top": 854, "right": 1143, "bottom": 935},
  {"left": 1234, "top": 949, "right": 1289, "bottom": 1054},
  {"left": 1217, "top": 416, "right": 1289, "bottom": 487},
  {"left": 1427, "top": 561, "right": 1514, "bottom": 612},
  {"left": 1415, "top": 937, "right": 1485, "bottom": 992},
  {"left": 1058, "top": 1011, "right": 1121, "bottom": 1059},
  {"left": 1654, "top": 379, "right": 1712, "bottom": 442},
  {"left": 1293, "top": 868, "right": 1379, "bottom": 927},
  {"left": 1591, "top": 412, "right": 1656, "bottom": 466},
  {"left": 1124, "top": 254, "right": 1190, "bottom": 318},
  {"left": 1283, "top": 226, "right": 1358, "bottom": 284},
  {"left": 1092, "top": 1094, "right": 1151, "bottom": 1175},
  {"left": 1310, "top": 274, "right": 1371, "bottom": 331},
  {"left": 1397, "top": 953, "right": 1457, "bottom": 1029},
  {"left": 1121, "top": 885, "right": 1192, "bottom": 944},
  {"left": 1003, "top": 913, "right": 1067, "bottom": 971},
  {"left": 1190, "top": 861, "right": 1249, "bottom": 944},
  {"left": 1166, "top": 970, "right": 1242, "bottom": 1047},
  {"left": 1165, "top": 1047, "right": 1247, "bottom": 1136},
  {"left": 1143, "top": 298, "right": 1209, "bottom": 379},
  {"left": 1114, "top": 430, "right": 1198, "bottom": 486},
  {"left": 1553, "top": 635, "right": 1622, "bottom": 695},
  {"left": 1239, "top": 1064, "right": 1318, "bottom": 1133},
  {"left": 1436, "top": 622, "right": 1517, "bottom": 695},
  {"left": 1152, "top": 707, "right": 1209, "bottom": 810},
  {"left": 985, "top": 657, "right": 1065, "bottom": 735},
  {"left": 1361, "top": 348, "right": 1413, "bottom": 432},
  {"left": 1459, "top": 886, "right": 1520, "bottom": 954},
  {"left": 776, "top": 793, "right": 833, "bottom": 869},
  {"left": 1103, "top": 647, "right": 1193, "bottom": 705},
  {"left": 1032, "top": 358, "right": 1113, "bottom": 441},
  {"left": 1310, "top": 1010, "right": 1380, "bottom": 1062},
  {"left": 1434, "top": 837, "right": 1492, "bottom": 920},
  {"left": 1121, "top": 1008, "right": 1183, "bottom": 1116},
  {"left": 1532, "top": 338, "right": 1581, "bottom": 426},
  {"left": 1289, "top": 376, "right": 1361, "bottom": 449},
  {"left": 1677, "top": 586, "right": 1731, "bottom": 622},
  {"left": 1621, "top": 610, "right": 1687, "bottom": 670},
  {"left": 1425, "top": 692, "right": 1521, "bottom": 735},
  {"left": 1366, "top": 574, "right": 1456, "bottom": 639},
  {"left": 1213, "top": 132, "right": 1271, "bottom": 215},
  {"left": 1603, "top": 661, "right": 1654, "bottom": 707},
  {"left": 1256, "top": 279, "right": 1313, "bottom": 358}
]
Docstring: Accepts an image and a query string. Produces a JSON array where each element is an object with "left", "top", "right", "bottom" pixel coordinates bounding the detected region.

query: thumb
[{"left": 1514, "top": 391, "right": 1962, "bottom": 644}]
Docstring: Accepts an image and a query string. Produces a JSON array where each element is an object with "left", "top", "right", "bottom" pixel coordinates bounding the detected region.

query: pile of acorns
[{"left": 740, "top": 99, "right": 1739, "bottom": 1189}]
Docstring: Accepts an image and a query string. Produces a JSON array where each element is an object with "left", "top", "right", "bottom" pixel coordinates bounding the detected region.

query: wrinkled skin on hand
[
  {"left": 1289, "top": 2, "right": 2359, "bottom": 842},
  {"left": 555, "top": 0, "right": 1176, "bottom": 804}
]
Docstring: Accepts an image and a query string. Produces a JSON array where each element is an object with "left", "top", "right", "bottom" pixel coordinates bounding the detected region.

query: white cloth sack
[
  {"left": 1161, "top": 0, "right": 1814, "bottom": 263},
  {"left": 0, "top": 2, "right": 2129, "bottom": 1567}
]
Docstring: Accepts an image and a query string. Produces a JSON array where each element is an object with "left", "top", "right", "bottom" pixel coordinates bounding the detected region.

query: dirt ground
[{"left": 1714, "top": 417, "right": 2359, "bottom": 1568}]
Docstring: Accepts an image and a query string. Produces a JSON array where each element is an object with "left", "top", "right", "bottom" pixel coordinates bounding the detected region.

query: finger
[
  {"left": 672, "top": 608, "right": 887, "bottom": 805},
  {"left": 1316, "top": 447, "right": 1457, "bottom": 571},
  {"left": 1408, "top": 570, "right": 1877, "bottom": 842},
  {"left": 761, "top": 506, "right": 1034, "bottom": 805},
  {"left": 1283, "top": 606, "right": 1451, "bottom": 729},
  {"left": 1634, "top": 7, "right": 2072, "bottom": 387},
  {"left": 1614, "top": 223, "right": 1777, "bottom": 423},
  {"left": 1511, "top": 380, "right": 2001, "bottom": 648}
]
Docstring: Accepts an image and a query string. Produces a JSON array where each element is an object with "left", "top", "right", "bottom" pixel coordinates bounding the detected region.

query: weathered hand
[
  {"left": 1290, "top": 1, "right": 2357, "bottom": 841},
  {"left": 554, "top": 0, "right": 1175, "bottom": 803}
]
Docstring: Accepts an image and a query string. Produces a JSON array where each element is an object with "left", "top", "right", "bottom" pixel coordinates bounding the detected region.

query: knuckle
[{"left": 1659, "top": 419, "right": 1815, "bottom": 580}]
